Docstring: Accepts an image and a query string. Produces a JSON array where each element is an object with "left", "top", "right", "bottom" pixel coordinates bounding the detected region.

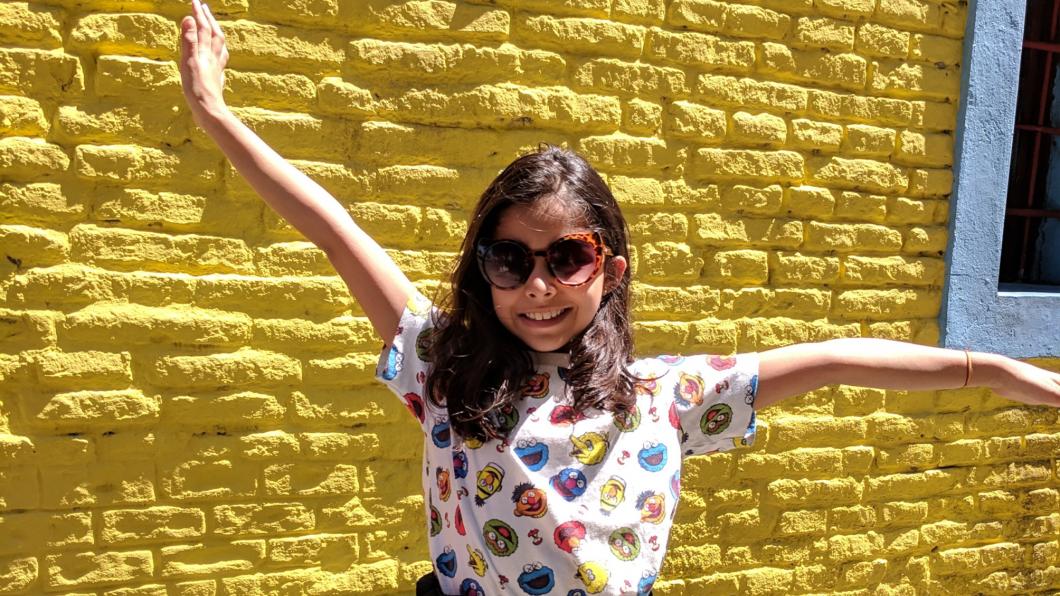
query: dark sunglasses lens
[
  {"left": 549, "top": 238, "right": 598, "bottom": 285},
  {"left": 482, "top": 242, "right": 529, "bottom": 288}
]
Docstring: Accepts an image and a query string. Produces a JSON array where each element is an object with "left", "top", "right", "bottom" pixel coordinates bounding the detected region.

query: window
[
  {"left": 942, "top": 0, "right": 1060, "bottom": 357},
  {"left": 1003, "top": 0, "right": 1060, "bottom": 287}
]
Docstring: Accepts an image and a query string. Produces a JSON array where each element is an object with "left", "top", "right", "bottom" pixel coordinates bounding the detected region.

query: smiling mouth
[{"left": 521, "top": 308, "right": 569, "bottom": 321}]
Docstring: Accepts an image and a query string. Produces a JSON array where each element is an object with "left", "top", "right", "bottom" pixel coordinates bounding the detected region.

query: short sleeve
[
  {"left": 664, "top": 352, "right": 759, "bottom": 457},
  {"left": 375, "top": 292, "right": 439, "bottom": 431}
]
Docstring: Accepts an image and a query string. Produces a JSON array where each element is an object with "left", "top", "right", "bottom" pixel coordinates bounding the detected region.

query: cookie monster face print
[
  {"left": 376, "top": 294, "right": 760, "bottom": 595},
  {"left": 514, "top": 439, "right": 549, "bottom": 471},
  {"left": 517, "top": 562, "right": 556, "bottom": 595},
  {"left": 550, "top": 467, "right": 587, "bottom": 501},
  {"left": 436, "top": 546, "right": 457, "bottom": 577},
  {"left": 431, "top": 417, "right": 451, "bottom": 448},
  {"left": 638, "top": 442, "right": 668, "bottom": 472},
  {"left": 460, "top": 578, "right": 486, "bottom": 596}
]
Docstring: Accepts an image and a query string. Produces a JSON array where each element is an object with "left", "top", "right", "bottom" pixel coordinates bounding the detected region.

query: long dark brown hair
[{"left": 425, "top": 145, "right": 637, "bottom": 442}]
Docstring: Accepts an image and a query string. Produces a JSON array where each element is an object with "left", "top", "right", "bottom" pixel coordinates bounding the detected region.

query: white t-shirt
[{"left": 376, "top": 293, "right": 759, "bottom": 596}]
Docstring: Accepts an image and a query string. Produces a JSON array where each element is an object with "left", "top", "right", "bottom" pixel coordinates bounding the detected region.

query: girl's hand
[
  {"left": 179, "top": 0, "right": 230, "bottom": 127},
  {"left": 990, "top": 357, "right": 1060, "bottom": 408}
]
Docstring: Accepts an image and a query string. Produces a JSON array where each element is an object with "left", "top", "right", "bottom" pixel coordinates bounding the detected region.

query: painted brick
[
  {"left": 667, "top": 0, "right": 726, "bottom": 33},
  {"left": 0, "top": 556, "right": 37, "bottom": 593},
  {"left": 871, "top": 59, "right": 962, "bottom": 100},
  {"left": 646, "top": 29, "right": 756, "bottom": 71},
  {"left": 723, "top": 4, "right": 791, "bottom": 40},
  {"left": 857, "top": 23, "right": 912, "bottom": 58},
  {"left": 808, "top": 89, "right": 915, "bottom": 126},
  {"left": 44, "top": 550, "right": 153, "bottom": 590},
  {"left": 624, "top": 98, "right": 662, "bottom": 134},
  {"left": 731, "top": 111, "right": 787, "bottom": 145},
  {"left": 0, "top": 95, "right": 49, "bottom": 136},
  {"left": 0, "top": 511, "right": 93, "bottom": 555},
  {"left": 835, "top": 191, "right": 888, "bottom": 221},
  {"left": 772, "top": 252, "right": 841, "bottom": 284},
  {"left": 794, "top": 17, "right": 855, "bottom": 51},
  {"left": 721, "top": 184, "right": 783, "bottom": 215},
  {"left": 349, "top": 1, "right": 509, "bottom": 40},
  {"left": 692, "top": 213, "right": 803, "bottom": 248},
  {"left": 0, "top": 48, "right": 83, "bottom": 98},
  {"left": 221, "top": 20, "right": 344, "bottom": 73},
  {"left": 697, "top": 74, "right": 809, "bottom": 113},
  {"left": 517, "top": 15, "right": 645, "bottom": 58},
  {"left": 817, "top": 0, "right": 876, "bottom": 18},
  {"left": 761, "top": 43, "right": 868, "bottom": 90},
  {"left": 573, "top": 59, "right": 687, "bottom": 98},
  {"left": 695, "top": 148, "right": 804, "bottom": 181},
  {"left": 69, "top": 14, "right": 177, "bottom": 59},
  {"left": 702, "top": 249, "right": 769, "bottom": 284},
  {"left": 101, "top": 507, "right": 205, "bottom": 545},
  {"left": 160, "top": 541, "right": 265, "bottom": 579},
  {"left": 263, "top": 463, "right": 359, "bottom": 496}
]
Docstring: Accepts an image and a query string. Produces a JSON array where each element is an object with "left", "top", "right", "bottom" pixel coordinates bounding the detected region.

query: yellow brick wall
[{"left": 0, "top": 0, "right": 1058, "bottom": 594}]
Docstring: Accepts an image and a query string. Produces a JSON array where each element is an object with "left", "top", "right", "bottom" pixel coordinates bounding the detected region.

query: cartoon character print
[
  {"left": 482, "top": 518, "right": 518, "bottom": 557},
  {"left": 609, "top": 527, "right": 641, "bottom": 561},
  {"left": 464, "top": 436, "right": 484, "bottom": 450},
  {"left": 558, "top": 366, "right": 570, "bottom": 382},
  {"left": 431, "top": 417, "right": 451, "bottom": 448},
  {"left": 700, "top": 403, "right": 733, "bottom": 436},
  {"left": 709, "top": 355, "right": 736, "bottom": 370},
  {"left": 415, "top": 326, "right": 435, "bottom": 362},
  {"left": 379, "top": 344, "right": 403, "bottom": 381},
  {"left": 676, "top": 372, "right": 704, "bottom": 407},
  {"left": 633, "top": 376, "right": 661, "bottom": 398},
  {"left": 550, "top": 404, "right": 588, "bottom": 426},
  {"left": 436, "top": 466, "right": 451, "bottom": 502},
  {"left": 638, "top": 441, "right": 668, "bottom": 472},
  {"left": 429, "top": 501, "right": 441, "bottom": 537},
  {"left": 466, "top": 544, "right": 487, "bottom": 576},
  {"left": 521, "top": 372, "right": 550, "bottom": 398},
  {"left": 402, "top": 392, "right": 425, "bottom": 423},
  {"left": 554, "top": 520, "right": 586, "bottom": 553},
  {"left": 514, "top": 439, "right": 549, "bottom": 471},
  {"left": 517, "top": 562, "right": 555, "bottom": 595},
  {"left": 576, "top": 561, "right": 609, "bottom": 594},
  {"left": 454, "top": 505, "right": 466, "bottom": 536},
  {"left": 491, "top": 403, "right": 520, "bottom": 436},
  {"left": 599, "top": 475, "right": 625, "bottom": 515},
  {"left": 638, "top": 570, "right": 658, "bottom": 596},
  {"left": 612, "top": 405, "right": 641, "bottom": 432},
  {"left": 460, "top": 578, "right": 485, "bottom": 596},
  {"left": 658, "top": 354, "right": 685, "bottom": 366},
  {"left": 435, "top": 546, "right": 457, "bottom": 578},
  {"left": 512, "top": 482, "right": 548, "bottom": 518},
  {"left": 570, "top": 431, "right": 608, "bottom": 465},
  {"left": 475, "top": 463, "right": 505, "bottom": 506},
  {"left": 667, "top": 401, "right": 681, "bottom": 431},
  {"left": 550, "top": 467, "right": 587, "bottom": 501},
  {"left": 746, "top": 374, "right": 758, "bottom": 405},
  {"left": 453, "top": 450, "right": 468, "bottom": 479},
  {"left": 670, "top": 469, "right": 681, "bottom": 500},
  {"left": 636, "top": 490, "right": 665, "bottom": 524}
]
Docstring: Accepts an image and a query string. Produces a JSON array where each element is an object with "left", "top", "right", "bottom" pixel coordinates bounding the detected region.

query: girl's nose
[{"left": 524, "top": 257, "right": 556, "bottom": 298}]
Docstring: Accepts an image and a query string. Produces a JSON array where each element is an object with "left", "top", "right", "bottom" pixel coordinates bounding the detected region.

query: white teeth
[{"left": 525, "top": 309, "right": 565, "bottom": 321}]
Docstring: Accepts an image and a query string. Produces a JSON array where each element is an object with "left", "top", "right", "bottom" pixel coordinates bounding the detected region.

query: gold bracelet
[{"left": 961, "top": 349, "right": 973, "bottom": 388}]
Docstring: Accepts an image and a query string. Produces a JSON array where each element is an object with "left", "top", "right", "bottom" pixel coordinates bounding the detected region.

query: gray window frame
[{"left": 942, "top": 0, "right": 1060, "bottom": 358}]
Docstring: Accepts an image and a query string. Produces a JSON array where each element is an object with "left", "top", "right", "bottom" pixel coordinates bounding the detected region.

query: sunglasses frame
[{"left": 475, "top": 231, "right": 613, "bottom": 290}]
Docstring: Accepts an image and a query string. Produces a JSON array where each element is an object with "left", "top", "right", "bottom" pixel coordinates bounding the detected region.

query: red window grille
[{"left": 1003, "top": 0, "right": 1060, "bottom": 286}]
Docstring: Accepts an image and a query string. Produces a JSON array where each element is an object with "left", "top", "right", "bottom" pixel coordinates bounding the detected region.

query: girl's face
[{"left": 486, "top": 200, "right": 627, "bottom": 353}]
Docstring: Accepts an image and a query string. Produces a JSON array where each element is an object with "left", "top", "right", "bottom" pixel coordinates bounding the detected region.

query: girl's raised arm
[
  {"left": 755, "top": 339, "right": 1060, "bottom": 410},
  {"left": 178, "top": 0, "right": 415, "bottom": 340}
]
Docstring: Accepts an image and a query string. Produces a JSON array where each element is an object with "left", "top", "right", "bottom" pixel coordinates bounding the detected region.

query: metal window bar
[{"left": 1003, "top": 0, "right": 1060, "bottom": 285}]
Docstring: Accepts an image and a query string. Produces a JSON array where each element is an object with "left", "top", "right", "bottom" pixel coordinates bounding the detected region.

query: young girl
[{"left": 177, "top": 3, "right": 1060, "bottom": 594}]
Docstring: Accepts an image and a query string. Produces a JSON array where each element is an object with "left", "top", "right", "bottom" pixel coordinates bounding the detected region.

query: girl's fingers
[
  {"left": 192, "top": 0, "right": 212, "bottom": 52},
  {"left": 202, "top": 4, "right": 225, "bottom": 57}
]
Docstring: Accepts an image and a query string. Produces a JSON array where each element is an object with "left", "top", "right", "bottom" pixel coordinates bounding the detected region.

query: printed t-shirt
[{"left": 376, "top": 293, "right": 759, "bottom": 596}]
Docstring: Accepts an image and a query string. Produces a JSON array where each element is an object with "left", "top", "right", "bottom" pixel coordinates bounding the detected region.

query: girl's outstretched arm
[
  {"left": 178, "top": 0, "right": 414, "bottom": 339},
  {"left": 755, "top": 339, "right": 1060, "bottom": 410}
]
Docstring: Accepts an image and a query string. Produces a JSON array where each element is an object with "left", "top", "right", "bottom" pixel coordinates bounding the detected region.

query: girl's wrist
[{"left": 971, "top": 351, "right": 1013, "bottom": 390}]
